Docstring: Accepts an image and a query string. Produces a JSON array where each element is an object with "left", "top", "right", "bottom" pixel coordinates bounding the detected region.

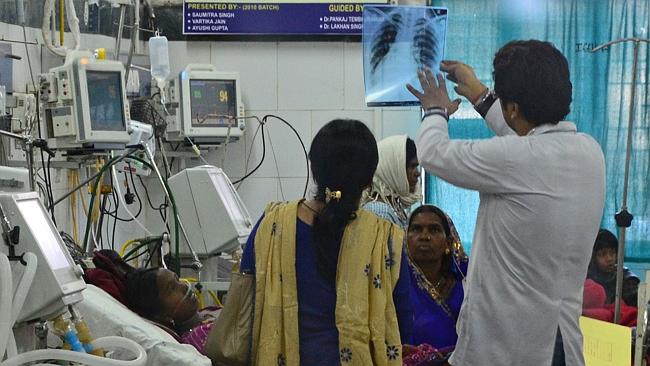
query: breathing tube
[{"left": 0, "top": 253, "right": 147, "bottom": 366}]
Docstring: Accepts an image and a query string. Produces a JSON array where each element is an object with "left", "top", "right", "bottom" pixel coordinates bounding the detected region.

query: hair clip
[{"left": 325, "top": 187, "right": 342, "bottom": 203}]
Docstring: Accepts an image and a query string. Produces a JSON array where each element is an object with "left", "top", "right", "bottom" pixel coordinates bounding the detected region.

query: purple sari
[
  {"left": 407, "top": 209, "right": 468, "bottom": 350},
  {"left": 408, "top": 260, "right": 467, "bottom": 349}
]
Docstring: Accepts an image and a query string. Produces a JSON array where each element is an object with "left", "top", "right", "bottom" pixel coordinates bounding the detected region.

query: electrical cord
[
  {"left": 122, "top": 155, "right": 182, "bottom": 273},
  {"left": 22, "top": 25, "right": 36, "bottom": 91},
  {"left": 82, "top": 154, "right": 130, "bottom": 251},
  {"left": 136, "top": 175, "right": 170, "bottom": 233},
  {"left": 100, "top": 176, "right": 142, "bottom": 222},
  {"left": 97, "top": 194, "right": 109, "bottom": 248},
  {"left": 233, "top": 115, "right": 310, "bottom": 198},
  {"left": 110, "top": 174, "right": 119, "bottom": 250},
  {"left": 263, "top": 114, "right": 310, "bottom": 198},
  {"left": 47, "top": 148, "right": 139, "bottom": 210},
  {"left": 265, "top": 126, "right": 285, "bottom": 200},
  {"left": 237, "top": 122, "right": 262, "bottom": 190},
  {"left": 232, "top": 118, "right": 266, "bottom": 186},
  {"left": 39, "top": 151, "right": 56, "bottom": 225},
  {"left": 126, "top": 167, "right": 144, "bottom": 217}
]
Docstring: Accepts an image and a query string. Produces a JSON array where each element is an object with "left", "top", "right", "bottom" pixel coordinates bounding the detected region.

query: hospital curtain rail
[{"left": 425, "top": 0, "right": 650, "bottom": 260}]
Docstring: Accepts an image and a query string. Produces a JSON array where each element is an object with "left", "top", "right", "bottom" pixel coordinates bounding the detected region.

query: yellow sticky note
[{"left": 580, "top": 316, "right": 631, "bottom": 366}]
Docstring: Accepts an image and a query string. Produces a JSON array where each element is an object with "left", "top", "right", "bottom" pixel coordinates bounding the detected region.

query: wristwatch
[
  {"left": 422, "top": 107, "right": 449, "bottom": 122},
  {"left": 474, "top": 89, "right": 498, "bottom": 118}
]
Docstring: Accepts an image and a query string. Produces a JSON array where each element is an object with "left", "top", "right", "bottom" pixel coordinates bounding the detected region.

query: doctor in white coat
[{"left": 406, "top": 40, "right": 606, "bottom": 366}]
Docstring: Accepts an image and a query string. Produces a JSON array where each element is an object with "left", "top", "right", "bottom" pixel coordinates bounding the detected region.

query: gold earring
[{"left": 445, "top": 248, "right": 451, "bottom": 255}]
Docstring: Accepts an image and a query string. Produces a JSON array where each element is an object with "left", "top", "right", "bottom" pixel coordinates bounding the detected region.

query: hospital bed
[{"left": 76, "top": 285, "right": 212, "bottom": 366}]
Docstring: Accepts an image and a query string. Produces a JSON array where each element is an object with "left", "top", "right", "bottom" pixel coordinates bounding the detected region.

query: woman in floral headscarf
[{"left": 403, "top": 205, "right": 468, "bottom": 365}]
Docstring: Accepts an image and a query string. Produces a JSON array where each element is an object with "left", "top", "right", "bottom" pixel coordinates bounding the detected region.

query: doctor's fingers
[
  {"left": 417, "top": 69, "right": 431, "bottom": 90},
  {"left": 440, "top": 60, "right": 461, "bottom": 82},
  {"left": 406, "top": 83, "right": 424, "bottom": 100}
]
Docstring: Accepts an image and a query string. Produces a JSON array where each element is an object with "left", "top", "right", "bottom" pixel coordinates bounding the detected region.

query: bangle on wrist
[
  {"left": 474, "top": 89, "right": 497, "bottom": 118},
  {"left": 472, "top": 88, "right": 490, "bottom": 106},
  {"left": 422, "top": 107, "right": 449, "bottom": 121}
]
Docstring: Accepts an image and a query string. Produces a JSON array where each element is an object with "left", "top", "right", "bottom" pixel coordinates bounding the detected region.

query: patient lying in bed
[
  {"left": 124, "top": 266, "right": 220, "bottom": 354},
  {"left": 84, "top": 250, "right": 220, "bottom": 356},
  {"left": 78, "top": 284, "right": 212, "bottom": 366}
]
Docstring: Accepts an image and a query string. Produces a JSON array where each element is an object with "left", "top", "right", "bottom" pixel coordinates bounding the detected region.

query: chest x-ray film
[{"left": 363, "top": 6, "right": 448, "bottom": 107}]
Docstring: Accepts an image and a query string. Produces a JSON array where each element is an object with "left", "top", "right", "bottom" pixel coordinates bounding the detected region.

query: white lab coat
[{"left": 416, "top": 102, "right": 605, "bottom": 366}]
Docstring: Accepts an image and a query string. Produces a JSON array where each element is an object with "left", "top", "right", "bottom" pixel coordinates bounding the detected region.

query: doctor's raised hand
[
  {"left": 440, "top": 60, "right": 489, "bottom": 104},
  {"left": 406, "top": 68, "right": 461, "bottom": 116}
]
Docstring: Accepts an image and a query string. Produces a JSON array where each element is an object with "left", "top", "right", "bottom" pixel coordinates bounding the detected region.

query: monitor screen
[
  {"left": 16, "top": 198, "right": 70, "bottom": 270},
  {"left": 87, "top": 71, "right": 126, "bottom": 131},
  {"left": 189, "top": 79, "right": 237, "bottom": 128}
]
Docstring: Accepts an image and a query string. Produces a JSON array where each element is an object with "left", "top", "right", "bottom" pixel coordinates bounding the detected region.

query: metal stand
[
  {"left": 0, "top": 129, "right": 55, "bottom": 192},
  {"left": 591, "top": 37, "right": 650, "bottom": 324}
]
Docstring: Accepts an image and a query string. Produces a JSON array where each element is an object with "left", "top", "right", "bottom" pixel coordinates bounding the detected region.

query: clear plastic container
[
  {"left": 148, "top": 35, "right": 170, "bottom": 90},
  {"left": 0, "top": 86, "right": 6, "bottom": 115}
]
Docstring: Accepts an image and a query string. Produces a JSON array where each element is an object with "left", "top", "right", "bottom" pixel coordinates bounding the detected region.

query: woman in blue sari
[{"left": 405, "top": 205, "right": 468, "bottom": 355}]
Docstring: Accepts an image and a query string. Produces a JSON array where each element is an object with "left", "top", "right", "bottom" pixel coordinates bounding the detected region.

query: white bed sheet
[{"left": 76, "top": 284, "right": 212, "bottom": 366}]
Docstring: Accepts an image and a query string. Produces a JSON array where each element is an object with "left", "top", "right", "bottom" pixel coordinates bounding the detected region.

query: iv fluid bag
[{"left": 149, "top": 36, "right": 170, "bottom": 87}]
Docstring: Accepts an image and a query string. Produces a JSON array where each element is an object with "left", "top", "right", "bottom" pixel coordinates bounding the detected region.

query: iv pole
[{"left": 590, "top": 37, "right": 650, "bottom": 324}]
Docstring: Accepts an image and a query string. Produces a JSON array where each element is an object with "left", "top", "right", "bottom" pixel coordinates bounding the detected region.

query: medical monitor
[
  {"left": 0, "top": 192, "right": 85, "bottom": 322},
  {"left": 168, "top": 166, "right": 252, "bottom": 256},
  {"left": 166, "top": 64, "right": 245, "bottom": 144},
  {"left": 40, "top": 51, "right": 130, "bottom": 151}
]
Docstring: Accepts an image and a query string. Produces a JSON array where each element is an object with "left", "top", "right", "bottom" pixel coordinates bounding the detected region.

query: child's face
[{"left": 594, "top": 247, "right": 616, "bottom": 273}]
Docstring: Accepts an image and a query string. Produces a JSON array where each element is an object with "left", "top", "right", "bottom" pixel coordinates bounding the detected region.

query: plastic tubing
[
  {"left": 119, "top": 239, "right": 139, "bottom": 257},
  {"left": 0, "top": 336, "right": 147, "bottom": 366},
  {"left": 129, "top": 156, "right": 181, "bottom": 271},
  {"left": 41, "top": 0, "right": 80, "bottom": 56},
  {"left": 0, "top": 255, "right": 147, "bottom": 366}
]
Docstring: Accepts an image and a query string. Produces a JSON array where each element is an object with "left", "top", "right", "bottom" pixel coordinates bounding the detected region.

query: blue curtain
[{"left": 425, "top": 0, "right": 650, "bottom": 259}]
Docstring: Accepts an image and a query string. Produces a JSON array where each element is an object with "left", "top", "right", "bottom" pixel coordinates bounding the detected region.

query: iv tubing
[
  {"left": 0, "top": 253, "right": 147, "bottom": 366},
  {"left": 0, "top": 337, "right": 146, "bottom": 366},
  {"left": 41, "top": 0, "right": 80, "bottom": 56}
]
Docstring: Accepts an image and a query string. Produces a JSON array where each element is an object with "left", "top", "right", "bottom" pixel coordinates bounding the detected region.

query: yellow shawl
[{"left": 252, "top": 200, "right": 404, "bottom": 366}]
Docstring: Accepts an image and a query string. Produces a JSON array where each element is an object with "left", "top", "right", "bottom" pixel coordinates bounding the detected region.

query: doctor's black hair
[
  {"left": 310, "top": 119, "right": 379, "bottom": 282},
  {"left": 493, "top": 39, "right": 572, "bottom": 126}
]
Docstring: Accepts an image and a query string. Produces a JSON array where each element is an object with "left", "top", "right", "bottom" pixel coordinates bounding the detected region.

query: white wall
[
  {"left": 165, "top": 40, "right": 421, "bottom": 220},
  {"left": 1, "top": 22, "right": 422, "bottom": 247}
]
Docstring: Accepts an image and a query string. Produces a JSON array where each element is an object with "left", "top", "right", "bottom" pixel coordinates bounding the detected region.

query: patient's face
[
  {"left": 593, "top": 247, "right": 616, "bottom": 273},
  {"left": 407, "top": 212, "right": 449, "bottom": 266},
  {"left": 406, "top": 157, "right": 421, "bottom": 193},
  {"left": 157, "top": 269, "right": 199, "bottom": 323}
]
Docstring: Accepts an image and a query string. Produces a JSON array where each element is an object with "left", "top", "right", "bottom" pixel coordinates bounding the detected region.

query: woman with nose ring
[
  {"left": 403, "top": 205, "right": 468, "bottom": 362},
  {"left": 124, "top": 267, "right": 218, "bottom": 355}
]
